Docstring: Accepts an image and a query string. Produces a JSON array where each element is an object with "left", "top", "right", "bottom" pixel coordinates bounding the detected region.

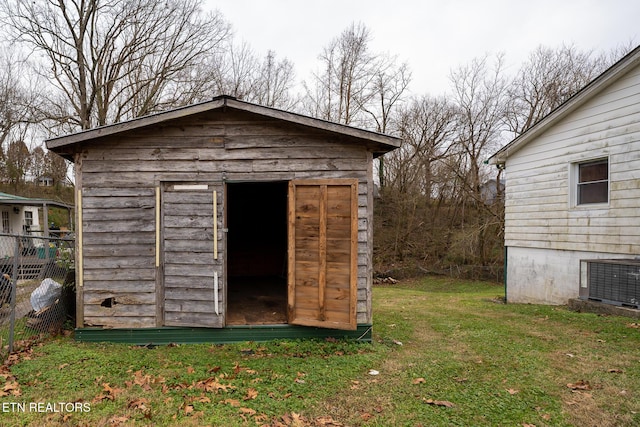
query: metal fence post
[{"left": 8, "top": 236, "right": 20, "bottom": 354}]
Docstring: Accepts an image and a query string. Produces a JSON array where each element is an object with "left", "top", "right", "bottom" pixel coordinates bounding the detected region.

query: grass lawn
[{"left": 1, "top": 277, "right": 639, "bottom": 426}]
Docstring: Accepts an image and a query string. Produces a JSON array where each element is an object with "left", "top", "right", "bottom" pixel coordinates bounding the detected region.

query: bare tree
[
  {"left": 0, "top": 48, "right": 39, "bottom": 148},
  {"left": 389, "top": 96, "right": 457, "bottom": 196},
  {"left": 302, "top": 22, "right": 377, "bottom": 125},
  {"left": 362, "top": 57, "right": 411, "bottom": 188},
  {"left": 448, "top": 54, "right": 508, "bottom": 265},
  {"left": 505, "top": 44, "right": 611, "bottom": 136},
  {"left": 0, "top": 0, "right": 231, "bottom": 130},
  {"left": 450, "top": 54, "right": 508, "bottom": 202},
  {"left": 200, "top": 41, "right": 298, "bottom": 109},
  {"left": 4, "top": 139, "right": 30, "bottom": 189},
  {"left": 44, "top": 150, "right": 69, "bottom": 187},
  {"left": 208, "top": 40, "right": 260, "bottom": 101},
  {"left": 377, "top": 95, "right": 457, "bottom": 261},
  {"left": 29, "top": 145, "right": 46, "bottom": 184},
  {"left": 0, "top": 48, "right": 44, "bottom": 190},
  {"left": 252, "top": 50, "right": 296, "bottom": 109}
]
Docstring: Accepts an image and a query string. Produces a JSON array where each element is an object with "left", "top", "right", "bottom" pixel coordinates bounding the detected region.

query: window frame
[
  {"left": 569, "top": 156, "right": 610, "bottom": 208},
  {"left": 24, "top": 210, "right": 33, "bottom": 227},
  {"left": 2, "top": 211, "right": 10, "bottom": 233}
]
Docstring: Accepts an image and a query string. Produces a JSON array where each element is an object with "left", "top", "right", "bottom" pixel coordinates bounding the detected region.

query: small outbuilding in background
[{"left": 46, "top": 95, "right": 401, "bottom": 344}]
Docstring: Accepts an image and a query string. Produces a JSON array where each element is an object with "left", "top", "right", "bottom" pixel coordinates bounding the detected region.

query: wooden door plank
[
  {"left": 318, "top": 184, "right": 327, "bottom": 321},
  {"left": 162, "top": 182, "right": 224, "bottom": 328},
  {"left": 288, "top": 179, "right": 358, "bottom": 330}
]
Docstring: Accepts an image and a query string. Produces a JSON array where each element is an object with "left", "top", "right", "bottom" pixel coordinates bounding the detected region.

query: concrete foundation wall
[{"left": 506, "top": 246, "right": 635, "bottom": 305}]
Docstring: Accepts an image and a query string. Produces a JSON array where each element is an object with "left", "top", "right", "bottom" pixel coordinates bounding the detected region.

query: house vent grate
[{"left": 582, "top": 260, "right": 640, "bottom": 309}]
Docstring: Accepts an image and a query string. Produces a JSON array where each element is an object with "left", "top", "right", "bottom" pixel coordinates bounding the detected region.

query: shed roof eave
[
  {"left": 45, "top": 96, "right": 402, "bottom": 153},
  {"left": 0, "top": 198, "right": 73, "bottom": 210},
  {"left": 45, "top": 98, "right": 227, "bottom": 149},
  {"left": 222, "top": 98, "right": 402, "bottom": 149}
]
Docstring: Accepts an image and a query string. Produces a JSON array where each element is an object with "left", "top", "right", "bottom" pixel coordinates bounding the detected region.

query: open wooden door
[
  {"left": 288, "top": 179, "right": 358, "bottom": 330},
  {"left": 162, "top": 183, "right": 224, "bottom": 327}
]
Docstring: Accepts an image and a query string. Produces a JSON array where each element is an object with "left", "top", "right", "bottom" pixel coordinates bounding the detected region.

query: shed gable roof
[
  {"left": 488, "top": 45, "right": 640, "bottom": 165},
  {"left": 46, "top": 95, "right": 401, "bottom": 159}
]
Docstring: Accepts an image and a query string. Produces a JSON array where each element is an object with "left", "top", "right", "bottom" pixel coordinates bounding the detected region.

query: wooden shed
[{"left": 46, "top": 96, "right": 401, "bottom": 343}]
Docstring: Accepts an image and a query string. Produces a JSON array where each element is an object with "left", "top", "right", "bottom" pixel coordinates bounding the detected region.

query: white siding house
[
  {"left": 488, "top": 46, "right": 640, "bottom": 305},
  {"left": 0, "top": 192, "right": 73, "bottom": 257},
  {"left": 0, "top": 191, "right": 39, "bottom": 230}
]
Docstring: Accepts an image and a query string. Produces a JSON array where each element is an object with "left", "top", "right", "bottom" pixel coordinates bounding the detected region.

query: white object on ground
[{"left": 31, "top": 278, "right": 62, "bottom": 312}]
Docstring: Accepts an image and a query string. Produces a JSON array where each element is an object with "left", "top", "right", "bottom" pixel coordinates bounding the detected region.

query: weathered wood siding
[
  {"left": 288, "top": 180, "right": 358, "bottom": 330},
  {"left": 78, "top": 109, "right": 374, "bottom": 328},
  {"left": 504, "top": 64, "right": 640, "bottom": 255},
  {"left": 81, "top": 186, "right": 156, "bottom": 327},
  {"left": 162, "top": 184, "right": 224, "bottom": 327}
]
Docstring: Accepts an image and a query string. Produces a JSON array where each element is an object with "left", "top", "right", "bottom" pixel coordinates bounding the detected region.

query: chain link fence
[{"left": 0, "top": 233, "right": 75, "bottom": 361}]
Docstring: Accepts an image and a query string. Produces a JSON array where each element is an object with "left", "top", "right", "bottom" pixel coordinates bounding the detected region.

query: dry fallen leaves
[
  {"left": 567, "top": 380, "right": 591, "bottom": 391},
  {"left": 127, "top": 398, "right": 149, "bottom": 410},
  {"left": 222, "top": 398, "right": 241, "bottom": 407},
  {"left": 107, "top": 415, "right": 130, "bottom": 426},
  {"left": 423, "top": 398, "right": 455, "bottom": 408},
  {"left": 244, "top": 388, "right": 258, "bottom": 400},
  {"left": 412, "top": 377, "right": 426, "bottom": 385},
  {"left": 315, "top": 415, "right": 344, "bottom": 426},
  {"left": 93, "top": 382, "right": 124, "bottom": 402},
  {"left": 239, "top": 407, "right": 256, "bottom": 416},
  {"left": 3, "top": 340, "right": 37, "bottom": 367},
  {"left": 130, "top": 369, "right": 154, "bottom": 391},
  {"left": 295, "top": 371, "right": 307, "bottom": 384},
  {"left": 195, "top": 376, "right": 235, "bottom": 393},
  {"left": 2, "top": 380, "right": 21, "bottom": 397},
  {"left": 195, "top": 395, "right": 210, "bottom": 403},
  {"left": 361, "top": 412, "right": 374, "bottom": 421}
]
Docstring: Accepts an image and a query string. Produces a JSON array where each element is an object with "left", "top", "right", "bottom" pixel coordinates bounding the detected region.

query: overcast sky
[{"left": 206, "top": 0, "right": 639, "bottom": 96}]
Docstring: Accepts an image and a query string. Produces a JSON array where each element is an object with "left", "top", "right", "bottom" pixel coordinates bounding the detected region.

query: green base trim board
[{"left": 75, "top": 324, "right": 373, "bottom": 345}]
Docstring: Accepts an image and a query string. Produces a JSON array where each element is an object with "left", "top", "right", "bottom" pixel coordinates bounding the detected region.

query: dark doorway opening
[{"left": 226, "top": 181, "right": 288, "bottom": 325}]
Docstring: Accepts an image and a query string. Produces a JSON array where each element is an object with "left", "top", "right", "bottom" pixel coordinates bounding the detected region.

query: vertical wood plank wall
[
  {"left": 288, "top": 180, "right": 358, "bottom": 330},
  {"left": 162, "top": 184, "right": 224, "bottom": 327},
  {"left": 78, "top": 110, "right": 374, "bottom": 328}
]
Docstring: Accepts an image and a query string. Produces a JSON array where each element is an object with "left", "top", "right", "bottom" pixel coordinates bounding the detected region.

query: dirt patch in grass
[
  {"left": 547, "top": 346, "right": 640, "bottom": 427},
  {"left": 562, "top": 387, "right": 636, "bottom": 427}
]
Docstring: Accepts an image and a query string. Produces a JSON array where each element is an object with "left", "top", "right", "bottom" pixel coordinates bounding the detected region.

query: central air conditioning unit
[{"left": 580, "top": 259, "right": 640, "bottom": 309}]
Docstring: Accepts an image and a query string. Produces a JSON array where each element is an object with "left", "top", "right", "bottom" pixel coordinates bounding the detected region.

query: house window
[
  {"left": 24, "top": 211, "right": 33, "bottom": 232},
  {"left": 576, "top": 159, "right": 608, "bottom": 205},
  {"left": 2, "top": 211, "right": 9, "bottom": 233}
]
